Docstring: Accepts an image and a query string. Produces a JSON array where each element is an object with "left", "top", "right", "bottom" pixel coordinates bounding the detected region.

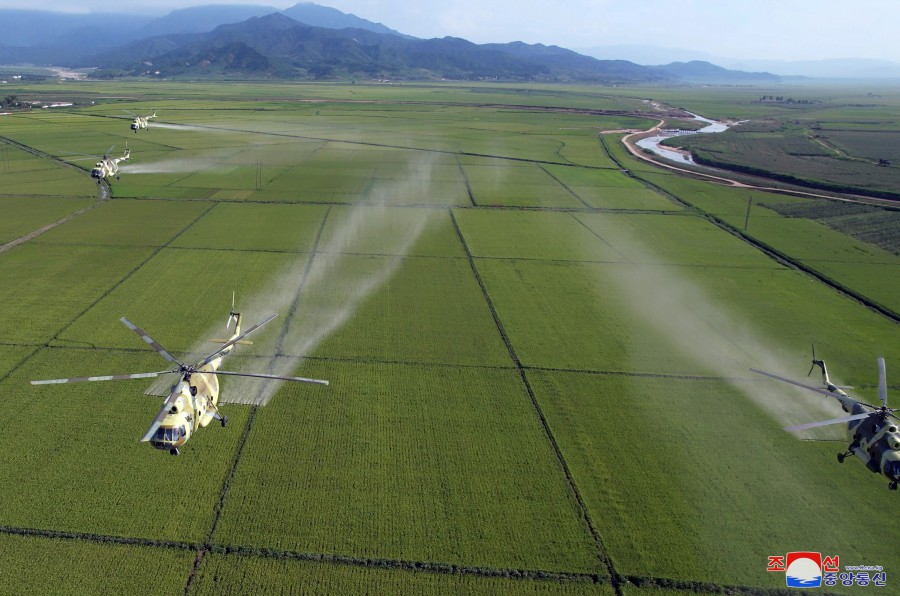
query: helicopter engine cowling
[{"left": 887, "top": 432, "right": 900, "bottom": 451}]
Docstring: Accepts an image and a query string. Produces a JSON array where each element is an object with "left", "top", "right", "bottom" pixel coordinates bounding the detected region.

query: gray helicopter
[{"left": 752, "top": 350, "right": 899, "bottom": 490}]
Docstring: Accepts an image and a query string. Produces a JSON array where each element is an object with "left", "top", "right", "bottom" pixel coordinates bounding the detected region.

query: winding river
[{"left": 635, "top": 113, "right": 733, "bottom": 164}]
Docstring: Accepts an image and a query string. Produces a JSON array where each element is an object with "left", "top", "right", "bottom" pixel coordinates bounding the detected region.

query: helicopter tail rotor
[
  {"left": 807, "top": 343, "right": 820, "bottom": 377},
  {"left": 226, "top": 290, "right": 238, "bottom": 331},
  {"left": 804, "top": 345, "right": 853, "bottom": 389}
]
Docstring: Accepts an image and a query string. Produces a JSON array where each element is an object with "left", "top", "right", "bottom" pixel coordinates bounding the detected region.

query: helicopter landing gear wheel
[
  {"left": 890, "top": 481, "right": 897, "bottom": 491},
  {"left": 221, "top": 416, "right": 228, "bottom": 428},
  {"left": 837, "top": 453, "right": 845, "bottom": 463},
  {"left": 170, "top": 448, "right": 179, "bottom": 456}
]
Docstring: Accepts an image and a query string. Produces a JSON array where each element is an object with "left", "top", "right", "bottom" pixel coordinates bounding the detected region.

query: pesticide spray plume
[
  {"left": 150, "top": 122, "right": 227, "bottom": 133},
  {"left": 119, "top": 156, "right": 230, "bottom": 174},
  {"left": 150, "top": 154, "right": 441, "bottom": 405},
  {"left": 595, "top": 227, "right": 844, "bottom": 436},
  {"left": 223, "top": 205, "right": 433, "bottom": 405}
]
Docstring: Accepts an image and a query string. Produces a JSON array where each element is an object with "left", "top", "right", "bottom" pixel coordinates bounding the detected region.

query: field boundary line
[
  {"left": 0, "top": 346, "right": 43, "bottom": 387},
  {"left": 567, "top": 212, "right": 631, "bottom": 262},
  {"left": 450, "top": 209, "right": 624, "bottom": 595},
  {"left": 601, "top": 135, "right": 900, "bottom": 323},
  {"left": 44, "top": 202, "right": 219, "bottom": 343},
  {"left": 154, "top": 121, "right": 627, "bottom": 172},
  {"left": 539, "top": 165, "right": 593, "bottom": 209},
  {"left": 0, "top": 134, "right": 110, "bottom": 199},
  {"left": 455, "top": 154, "right": 477, "bottom": 206},
  {"left": 0, "top": 134, "right": 94, "bottom": 177},
  {"left": 273, "top": 205, "right": 332, "bottom": 356},
  {"left": 105, "top": 194, "right": 684, "bottom": 215},
  {"left": 712, "top": 222, "right": 900, "bottom": 324},
  {"left": 627, "top": 164, "right": 900, "bottom": 325},
  {"left": 0, "top": 513, "right": 813, "bottom": 593},
  {"left": 4, "top": 201, "right": 218, "bottom": 389},
  {"left": 13, "top": 342, "right": 792, "bottom": 384},
  {"left": 183, "top": 206, "right": 333, "bottom": 594},
  {"left": 615, "top": 126, "right": 900, "bottom": 207},
  {"left": 0, "top": 135, "right": 111, "bottom": 252}
]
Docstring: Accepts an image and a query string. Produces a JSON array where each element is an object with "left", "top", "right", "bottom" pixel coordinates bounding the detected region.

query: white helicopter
[
  {"left": 31, "top": 300, "right": 328, "bottom": 455},
  {"left": 129, "top": 111, "right": 156, "bottom": 133},
  {"left": 90, "top": 145, "right": 130, "bottom": 181},
  {"left": 752, "top": 350, "right": 900, "bottom": 490}
]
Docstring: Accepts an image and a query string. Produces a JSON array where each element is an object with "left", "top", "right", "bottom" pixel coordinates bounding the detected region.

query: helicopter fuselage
[
  {"left": 90, "top": 150, "right": 130, "bottom": 180},
  {"left": 147, "top": 371, "right": 221, "bottom": 452},
  {"left": 147, "top": 328, "right": 234, "bottom": 453},
  {"left": 817, "top": 363, "right": 900, "bottom": 487},
  {"left": 31, "top": 307, "right": 328, "bottom": 456},
  {"left": 841, "top": 398, "right": 900, "bottom": 481},
  {"left": 130, "top": 113, "right": 155, "bottom": 132},
  {"left": 752, "top": 357, "right": 900, "bottom": 489},
  {"left": 91, "top": 158, "right": 117, "bottom": 179}
]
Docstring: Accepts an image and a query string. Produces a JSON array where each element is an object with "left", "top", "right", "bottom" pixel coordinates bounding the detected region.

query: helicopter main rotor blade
[
  {"left": 207, "top": 369, "right": 329, "bottom": 385},
  {"left": 141, "top": 391, "right": 180, "bottom": 442},
  {"left": 196, "top": 314, "right": 278, "bottom": 368},
  {"left": 31, "top": 370, "right": 175, "bottom": 385},
  {"left": 877, "top": 357, "right": 887, "bottom": 407},
  {"left": 785, "top": 412, "right": 872, "bottom": 432},
  {"left": 750, "top": 368, "right": 848, "bottom": 400},
  {"left": 120, "top": 317, "right": 184, "bottom": 366}
]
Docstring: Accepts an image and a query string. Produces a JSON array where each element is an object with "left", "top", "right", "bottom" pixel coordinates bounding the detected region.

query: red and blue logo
[
  {"left": 768, "top": 553, "right": 848, "bottom": 588},
  {"left": 785, "top": 552, "right": 823, "bottom": 588}
]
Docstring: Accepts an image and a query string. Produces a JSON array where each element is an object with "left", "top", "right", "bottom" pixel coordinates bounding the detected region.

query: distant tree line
[{"left": 758, "top": 95, "right": 819, "bottom": 104}]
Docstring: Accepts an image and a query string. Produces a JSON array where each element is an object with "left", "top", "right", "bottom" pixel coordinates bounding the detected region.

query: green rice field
[{"left": 0, "top": 81, "right": 898, "bottom": 595}]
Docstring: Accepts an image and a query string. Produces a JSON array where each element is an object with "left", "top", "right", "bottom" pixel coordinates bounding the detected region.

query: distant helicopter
[
  {"left": 752, "top": 350, "right": 900, "bottom": 490},
  {"left": 129, "top": 111, "right": 156, "bottom": 132},
  {"left": 31, "top": 300, "right": 328, "bottom": 455},
  {"left": 90, "top": 145, "right": 130, "bottom": 181}
]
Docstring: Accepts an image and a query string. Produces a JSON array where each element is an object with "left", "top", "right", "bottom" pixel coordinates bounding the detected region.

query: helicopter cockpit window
[
  {"left": 886, "top": 460, "right": 900, "bottom": 480},
  {"left": 151, "top": 425, "right": 186, "bottom": 444}
]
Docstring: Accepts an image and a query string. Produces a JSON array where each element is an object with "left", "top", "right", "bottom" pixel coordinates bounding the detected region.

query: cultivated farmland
[{"left": 0, "top": 81, "right": 897, "bottom": 595}]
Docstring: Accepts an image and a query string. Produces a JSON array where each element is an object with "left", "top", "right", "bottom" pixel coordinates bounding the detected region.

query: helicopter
[
  {"left": 90, "top": 145, "right": 130, "bottom": 181},
  {"left": 751, "top": 350, "right": 900, "bottom": 490},
  {"left": 129, "top": 111, "right": 156, "bottom": 133},
  {"left": 31, "top": 302, "right": 328, "bottom": 455}
]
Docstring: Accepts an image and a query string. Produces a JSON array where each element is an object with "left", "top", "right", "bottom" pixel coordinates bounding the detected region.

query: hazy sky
[{"left": 7, "top": 0, "right": 900, "bottom": 62}]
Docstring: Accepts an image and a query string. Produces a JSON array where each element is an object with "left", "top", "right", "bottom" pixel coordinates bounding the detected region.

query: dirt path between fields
[
  {"left": 0, "top": 137, "right": 108, "bottom": 255},
  {"left": 0, "top": 199, "right": 101, "bottom": 255},
  {"left": 617, "top": 124, "right": 898, "bottom": 207}
]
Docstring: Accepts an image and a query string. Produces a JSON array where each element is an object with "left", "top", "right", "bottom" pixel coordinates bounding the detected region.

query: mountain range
[
  {"left": 0, "top": 3, "right": 783, "bottom": 83},
  {"left": 576, "top": 44, "right": 900, "bottom": 79}
]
